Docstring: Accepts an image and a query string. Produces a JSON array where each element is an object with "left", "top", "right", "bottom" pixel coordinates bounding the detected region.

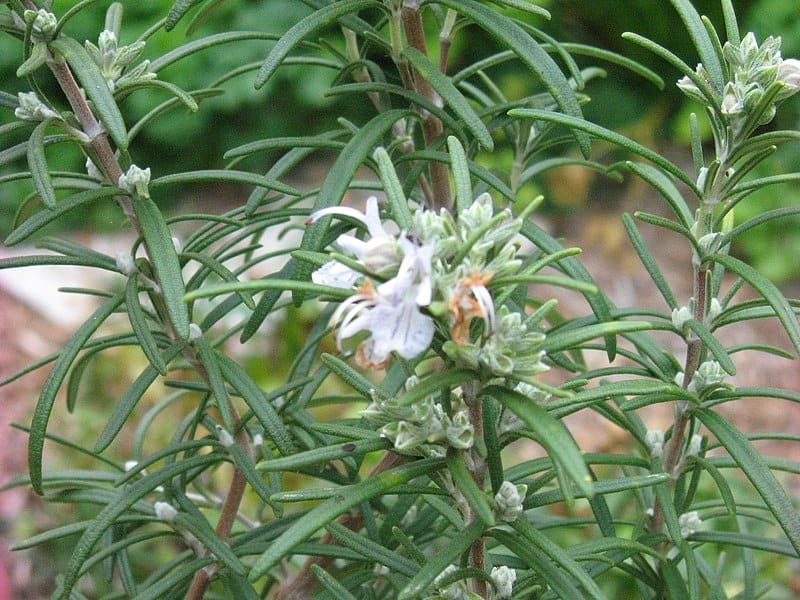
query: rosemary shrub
[{"left": 1, "top": 0, "right": 799, "bottom": 598}]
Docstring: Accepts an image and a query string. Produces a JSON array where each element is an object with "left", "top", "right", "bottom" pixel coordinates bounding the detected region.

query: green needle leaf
[
  {"left": 28, "top": 293, "right": 124, "bottom": 495},
  {"left": 131, "top": 198, "right": 191, "bottom": 339},
  {"left": 433, "top": 0, "right": 590, "bottom": 156},
  {"left": 484, "top": 386, "right": 593, "bottom": 499},
  {"left": 695, "top": 407, "right": 800, "bottom": 557},
  {"left": 403, "top": 46, "right": 493, "bottom": 150},
  {"left": 254, "top": 0, "right": 382, "bottom": 89},
  {"left": 248, "top": 457, "right": 444, "bottom": 581}
]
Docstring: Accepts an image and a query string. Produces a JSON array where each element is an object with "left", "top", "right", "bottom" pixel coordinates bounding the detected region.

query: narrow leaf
[
  {"left": 709, "top": 253, "right": 800, "bottom": 352},
  {"left": 403, "top": 46, "right": 493, "bottom": 150},
  {"left": 311, "top": 565, "right": 358, "bottom": 600},
  {"left": 256, "top": 438, "right": 390, "bottom": 473},
  {"left": 446, "top": 452, "right": 495, "bottom": 526},
  {"left": 373, "top": 146, "right": 412, "bottom": 230},
  {"left": 248, "top": 457, "right": 444, "bottom": 581},
  {"left": 60, "top": 453, "right": 221, "bottom": 597},
  {"left": 132, "top": 198, "right": 191, "bottom": 339},
  {"left": 29, "top": 294, "right": 124, "bottom": 494},
  {"left": 397, "top": 519, "right": 485, "bottom": 600},
  {"left": 544, "top": 320, "right": 653, "bottom": 354},
  {"left": 694, "top": 407, "right": 800, "bottom": 557},
  {"left": 668, "top": 0, "right": 725, "bottom": 86},
  {"left": 27, "top": 118, "right": 57, "bottom": 209},
  {"left": 447, "top": 135, "right": 473, "bottom": 214},
  {"left": 484, "top": 386, "right": 592, "bottom": 498},
  {"left": 5, "top": 187, "right": 123, "bottom": 246},
  {"left": 435, "top": 0, "right": 589, "bottom": 156},
  {"left": 511, "top": 108, "right": 697, "bottom": 192},
  {"left": 125, "top": 275, "right": 168, "bottom": 375},
  {"left": 622, "top": 213, "right": 677, "bottom": 309},
  {"left": 254, "top": 0, "right": 381, "bottom": 89},
  {"left": 216, "top": 353, "right": 295, "bottom": 456},
  {"left": 95, "top": 342, "right": 185, "bottom": 453},
  {"left": 512, "top": 518, "right": 606, "bottom": 599}
]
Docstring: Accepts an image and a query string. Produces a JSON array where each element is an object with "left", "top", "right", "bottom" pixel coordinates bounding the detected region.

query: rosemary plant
[{"left": 1, "top": 0, "right": 798, "bottom": 598}]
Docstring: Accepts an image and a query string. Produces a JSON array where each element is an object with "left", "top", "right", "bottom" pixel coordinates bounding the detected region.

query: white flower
[
  {"left": 329, "top": 236, "right": 435, "bottom": 368},
  {"left": 490, "top": 566, "right": 516, "bottom": 599},
  {"left": 311, "top": 259, "right": 362, "bottom": 288},
  {"left": 309, "top": 196, "right": 402, "bottom": 276},
  {"left": 154, "top": 501, "right": 178, "bottom": 522}
]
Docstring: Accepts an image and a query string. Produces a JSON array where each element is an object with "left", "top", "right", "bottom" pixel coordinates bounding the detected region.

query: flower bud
[
  {"left": 216, "top": 426, "right": 235, "bottom": 449},
  {"left": 671, "top": 306, "right": 693, "bottom": 331},
  {"left": 24, "top": 9, "right": 57, "bottom": 42},
  {"left": 188, "top": 323, "right": 203, "bottom": 341},
  {"left": 490, "top": 566, "right": 517, "bottom": 599},
  {"left": 645, "top": 429, "right": 665, "bottom": 459},
  {"left": 494, "top": 480, "right": 527, "bottom": 522},
  {"left": 118, "top": 165, "right": 151, "bottom": 198},
  {"left": 154, "top": 501, "right": 178, "bottom": 522},
  {"left": 15, "top": 91, "right": 58, "bottom": 122},
  {"left": 679, "top": 511, "right": 702, "bottom": 539},
  {"left": 115, "top": 251, "right": 135, "bottom": 275}
]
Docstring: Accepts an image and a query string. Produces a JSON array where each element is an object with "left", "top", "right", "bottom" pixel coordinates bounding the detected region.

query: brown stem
[
  {"left": 401, "top": 4, "right": 451, "bottom": 211},
  {"left": 463, "top": 381, "right": 488, "bottom": 598},
  {"left": 273, "top": 452, "right": 408, "bottom": 599}
]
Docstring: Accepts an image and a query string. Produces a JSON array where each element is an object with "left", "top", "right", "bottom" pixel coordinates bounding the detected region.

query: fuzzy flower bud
[
  {"left": 216, "top": 426, "right": 235, "bottom": 449},
  {"left": 490, "top": 566, "right": 517, "bottom": 599},
  {"left": 687, "top": 434, "right": 703, "bottom": 457},
  {"left": 15, "top": 91, "right": 58, "bottom": 122},
  {"left": 118, "top": 165, "right": 151, "bottom": 198},
  {"left": 671, "top": 306, "right": 693, "bottom": 331},
  {"left": 690, "top": 360, "right": 727, "bottom": 393},
  {"left": 24, "top": 9, "right": 57, "bottom": 42},
  {"left": 115, "top": 251, "right": 136, "bottom": 275},
  {"left": 154, "top": 501, "right": 178, "bottom": 522},
  {"left": 494, "top": 480, "right": 527, "bottom": 522},
  {"left": 188, "top": 323, "right": 203, "bottom": 341},
  {"left": 679, "top": 511, "right": 702, "bottom": 539},
  {"left": 645, "top": 429, "right": 665, "bottom": 459}
]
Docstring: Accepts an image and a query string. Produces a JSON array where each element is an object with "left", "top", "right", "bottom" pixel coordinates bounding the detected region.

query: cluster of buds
[
  {"left": 678, "top": 32, "right": 800, "bottom": 137},
  {"left": 85, "top": 29, "right": 155, "bottom": 92},
  {"left": 493, "top": 480, "right": 527, "bottom": 522},
  {"left": 24, "top": 9, "right": 57, "bottom": 42},
  {"left": 14, "top": 91, "right": 59, "bottom": 122},
  {"left": 425, "top": 564, "right": 516, "bottom": 600},
  {"left": 674, "top": 359, "right": 729, "bottom": 395},
  {"left": 311, "top": 193, "right": 548, "bottom": 378},
  {"left": 363, "top": 379, "right": 473, "bottom": 457}
]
